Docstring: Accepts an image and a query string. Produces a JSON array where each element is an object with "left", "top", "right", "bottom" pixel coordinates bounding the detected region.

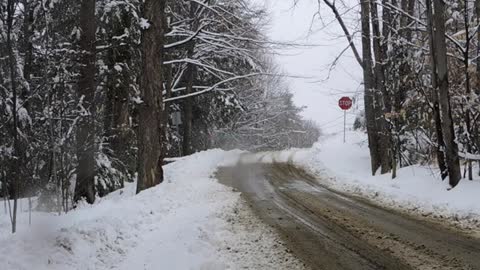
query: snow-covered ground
[
  {"left": 244, "top": 131, "right": 480, "bottom": 232},
  {"left": 0, "top": 149, "right": 306, "bottom": 270},
  {"left": 3, "top": 131, "right": 480, "bottom": 270}
]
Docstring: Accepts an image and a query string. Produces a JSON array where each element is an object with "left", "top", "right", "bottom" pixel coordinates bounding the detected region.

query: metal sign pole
[
  {"left": 338, "top": 96, "right": 352, "bottom": 144},
  {"left": 343, "top": 110, "right": 346, "bottom": 143}
]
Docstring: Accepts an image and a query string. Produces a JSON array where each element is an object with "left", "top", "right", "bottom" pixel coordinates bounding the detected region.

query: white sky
[{"left": 259, "top": 0, "right": 363, "bottom": 134}]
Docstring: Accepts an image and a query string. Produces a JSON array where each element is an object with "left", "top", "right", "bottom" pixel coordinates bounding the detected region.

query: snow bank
[
  {"left": 295, "top": 131, "right": 480, "bottom": 230},
  {"left": 0, "top": 149, "right": 306, "bottom": 270}
]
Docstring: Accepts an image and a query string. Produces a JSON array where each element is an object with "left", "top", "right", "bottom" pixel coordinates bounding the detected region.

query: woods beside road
[
  {"left": 0, "top": 0, "right": 319, "bottom": 233},
  {"left": 2, "top": 0, "right": 480, "bottom": 268}
]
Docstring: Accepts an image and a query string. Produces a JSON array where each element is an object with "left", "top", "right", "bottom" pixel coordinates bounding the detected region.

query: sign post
[{"left": 338, "top": 97, "right": 353, "bottom": 143}]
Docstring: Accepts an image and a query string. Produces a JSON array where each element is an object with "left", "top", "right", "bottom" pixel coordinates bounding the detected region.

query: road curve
[{"left": 216, "top": 162, "right": 480, "bottom": 270}]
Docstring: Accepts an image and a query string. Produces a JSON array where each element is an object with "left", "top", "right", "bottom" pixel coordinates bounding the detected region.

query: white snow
[
  {"left": 4, "top": 131, "right": 479, "bottom": 270},
  {"left": 139, "top": 18, "right": 151, "bottom": 30},
  {"left": 459, "top": 151, "right": 480, "bottom": 161},
  {"left": 113, "top": 64, "right": 123, "bottom": 72},
  {"left": 0, "top": 149, "right": 306, "bottom": 270}
]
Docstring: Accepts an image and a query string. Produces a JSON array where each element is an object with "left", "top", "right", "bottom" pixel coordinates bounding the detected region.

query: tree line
[
  {"left": 0, "top": 0, "right": 320, "bottom": 233},
  {"left": 323, "top": 0, "right": 480, "bottom": 185}
]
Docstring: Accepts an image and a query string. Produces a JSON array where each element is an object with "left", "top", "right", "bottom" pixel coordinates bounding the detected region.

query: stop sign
[{"left": 339, "top": 97, "right": 353, "bottom": 110}]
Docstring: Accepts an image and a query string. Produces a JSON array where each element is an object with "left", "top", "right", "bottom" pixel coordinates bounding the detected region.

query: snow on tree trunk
[
  {"left": 432, "top": 0, "right": 462, "bottom": 188},
  {"left": 360, "top": 0, "right": 381, "bottom": 175}
]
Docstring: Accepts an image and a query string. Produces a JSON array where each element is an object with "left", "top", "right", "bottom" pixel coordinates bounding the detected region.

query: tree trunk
[
  {"left": 477, "top": 0, "right": 480, "bottom": 96},
  {"left": 426, "top": 0, "right": 448, "bottom": 180},
  {"left": 162, "top": 70, "right": 173, "bottom": 153},
  {"left": 74, "top": 0, "right": 96, "bottom": 204},
  {"left": 182, "top": 63, "right": 194, "bottom": 156},
  {"left": 463, "top": 1, "right": 473, "bottom": 180},
  {"left": 476, "top": 0, "right": 480, "bottom": 177},
  {"left": 361, "top": 0, "right": 381, "bottom": 175},
  {"left": 381, "top": 0, "right": 391, "bottom": 43},
  {"left": 162, "top": 59, "right": 173, "bottom": 155},
  {"left": 405, "top": 0, "right": 415, "bottom": 41},
  {"left": 136, "top": 0, "right": 165, "bottom": 193},
  {"left": 22, "top": 0, "right": 33, "bottom": 108},
  {"left": 182, "top": 2, "right": 197, "bottom": 156},
  {"left": 162, "top": 8, "right": 173, "bottom": 156},
  {"left": 432, "top": 0, "right": 462, "bottom": 188},
  {"left": 6, "top": 0, "right": 19, "bottom": 233},
  {"left": 399, "top": 0, "right": 415, "bottom": 39},
  {"left": 370, "top": 1, "right": 392, "bottom": 174}
]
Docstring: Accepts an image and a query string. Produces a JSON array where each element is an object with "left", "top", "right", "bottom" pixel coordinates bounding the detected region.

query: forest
[
  {"left": 2, "top": 0, "right": 480, "bottom": 235},
  {"left": 0, "top": 0, "right": 320, "bottom": 233},
  {"left": 322, "top": 0, "right": 480, "bottom": 183}
]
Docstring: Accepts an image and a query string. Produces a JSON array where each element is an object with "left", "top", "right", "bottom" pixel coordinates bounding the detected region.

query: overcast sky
[{"left": 259, "top": 0, "right": 363, "bottom": 134}]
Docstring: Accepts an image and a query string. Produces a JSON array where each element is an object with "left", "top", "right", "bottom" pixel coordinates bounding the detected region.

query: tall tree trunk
[
  {"left": 136, "top": 0, "right": 165, "bottom": 193},
  {"left": 399, "top": 0, "right": 415, "bottom": 38},
  {"left": 476, "top": 0, "right": 480, "bottom": 177},
  {"left": 405, "top": 0, "right": 415, "bottom": 41},
  {"left": 22, "top": 0, "right": 33, "bottom": 108},
  {"left": 74, "top": 0, "right": 96, "bottom": 204},
  {"left": 463, "top": 1, "right": 473, "bottom": 180},
  {"left": 477, "top": 0, "right": 480, "bottom": 97},
  {"left": 381, "top": 0, "right": 391, "bottom": 43},
  {"left": 432, "top": 0, "right": 462, "bottom": 188},
  {"left": 361, "top": 0, "right": 381, "bottom": 175},
  {"left": 182, "top": 2, "right": 197, "bottom": 156},
  {"left": 162, "top": 58, "right": 173, "bottom": 155},
  {"left": 370, "top": 1, "right": 392, "bottom": 174},
  {"left": 6, "top": 0, "right": 19, "bottom": 233},
  {"left": 162, "top": 8, "right": 172, "bottom": 157},
  {"left": 182, "top": 62, "right": 194, "bottom": 156},
  {"left": 426, "top": 0, "right": 448, "bottom": 180}
]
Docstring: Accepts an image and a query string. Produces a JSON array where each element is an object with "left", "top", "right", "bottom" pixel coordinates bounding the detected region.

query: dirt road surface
[{"left": 216, "top": 162, "right": 480, "bottom": 270}]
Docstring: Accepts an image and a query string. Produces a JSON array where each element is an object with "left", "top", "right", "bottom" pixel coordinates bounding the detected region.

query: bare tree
[
  {"left": 426, "top": 0, "right": 448, "bottom": 180},
  {"left": 431, "top": 0, "right": 462, "bottom": 188},
  {"left": 321, "top": 0, "right": 362, "bottom": 67},
  {"left": 360, "top": 0, "right": 382, "bottom": 175},
  {"left": 370, "top": 0, "right": 392, "bottom": 174}
]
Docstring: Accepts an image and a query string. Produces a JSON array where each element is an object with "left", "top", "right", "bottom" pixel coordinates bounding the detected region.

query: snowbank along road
[{"left": 216, "top": 162, "right": 480, "bottom": 270}]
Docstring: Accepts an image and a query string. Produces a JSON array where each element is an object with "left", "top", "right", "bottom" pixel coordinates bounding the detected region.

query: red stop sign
[{"left": 339, "top": 97, "right": 353, "bottom": 110}]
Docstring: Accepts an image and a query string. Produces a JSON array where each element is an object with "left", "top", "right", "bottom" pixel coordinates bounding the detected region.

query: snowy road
[{"left": 217, "top": 162, "right": 480, "bottom": 270}]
